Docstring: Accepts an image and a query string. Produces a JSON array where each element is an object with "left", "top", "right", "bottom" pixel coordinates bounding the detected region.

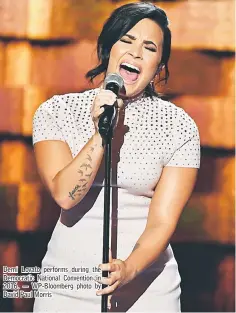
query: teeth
[{"left": 121, "top": 62, "right": 140, "bottom": 73}]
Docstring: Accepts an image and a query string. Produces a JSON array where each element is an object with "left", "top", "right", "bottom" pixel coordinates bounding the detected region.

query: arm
[
  {"left": 96, "top": 109, "right": 200, "bottom": 298},
  {"left": 52, "top": 132, "right": 104, "bottom": 209},
  {"left": 34, "top": 131, "right": 104, "bottom": 210},
  {"left": 51, "top": 91, "right": 124, "bottom": 210},
  {"left": 96, "top": 165, "right": 198, "bottom": 295},
  {"left": 124, "top": 109, "right": 201, "bottom": 279},
  {"left": 33, "top": 90, "right": 122, "bottom": 211},
  {"left": 124, "top": 166, "right": 198, "bottom": 279}
]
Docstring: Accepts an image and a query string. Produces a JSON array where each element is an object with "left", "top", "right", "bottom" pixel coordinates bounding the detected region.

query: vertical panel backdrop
[{"left": 0, "top": 0, "right": 234, "bottom": 311}]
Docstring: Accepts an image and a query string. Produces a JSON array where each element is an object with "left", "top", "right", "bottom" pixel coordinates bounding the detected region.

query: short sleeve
[
  {"left": 165, "top": 109, "right": 201, "bottom": 168},
  {"left": 32, "top": 97, "right": 66, "bottom": 145}
]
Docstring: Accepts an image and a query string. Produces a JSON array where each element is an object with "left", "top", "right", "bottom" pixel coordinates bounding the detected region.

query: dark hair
[{"left": 86, "top": 2, "right": 171, "bottom": 97}]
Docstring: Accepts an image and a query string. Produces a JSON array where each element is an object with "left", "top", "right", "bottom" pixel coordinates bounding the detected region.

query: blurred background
[{"left": 0, "top": 0, "right": 235, "bottom": 311}]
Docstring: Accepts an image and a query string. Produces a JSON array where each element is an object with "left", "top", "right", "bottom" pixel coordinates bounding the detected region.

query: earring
[
  {"left": 150, "top": 78, "right": 155, "bottom": 90},
  {"left": 156, "top": 63, "right": 165, "bottom": 75}
]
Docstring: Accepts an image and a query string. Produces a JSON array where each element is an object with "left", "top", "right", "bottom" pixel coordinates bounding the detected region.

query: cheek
[
  {"left": 110, "top": 43, "right": 124, "bottom": 60},
  {"left": 145, "top": 57, "right": 160, "bottom": 76},
  {"left": 108, "top": 47, "right": 120, "bottom": 70}
]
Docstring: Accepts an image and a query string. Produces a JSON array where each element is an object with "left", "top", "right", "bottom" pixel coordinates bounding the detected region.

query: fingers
[
  {"left": 99, "top": 262, "right": 120, "bottom": 272},
  {"left": 91, "top": 105, "right": 105, "bottom": 122},
  {"left": 95, "top": 252, "right": 124, "bottom": 298},
  {"left": 96, "top": 279, "right": 120, "bottom": 296},
  {"left": 108, "top": 294, "right": 112, "bottom": 310},
  {"left": 95, "top": 275, "right": 113, "bottom": 286},
  {"left": 95, "top": 269, "right": 119, "bottom": 285},
  {"left": 91, "top": 90, "right": 118, "bottom": 130},
  {"left": 95, "top": 90, "right": 117, "bottom": 106},
  {"left": 116, "top": 98, "right": 124, "bottom": 109}
]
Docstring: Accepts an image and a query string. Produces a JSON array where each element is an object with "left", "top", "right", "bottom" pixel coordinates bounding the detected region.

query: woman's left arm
[
  {"left": 124, "top": 165, "right": 198, "bottom": 279},
  {"left": 96, "top": 165, "right": 198, "bottom": 295}
]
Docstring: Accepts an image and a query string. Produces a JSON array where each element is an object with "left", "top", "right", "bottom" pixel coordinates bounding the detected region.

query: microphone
[{"left": 98, "top": 73, "right": 124, "bottom": 140}]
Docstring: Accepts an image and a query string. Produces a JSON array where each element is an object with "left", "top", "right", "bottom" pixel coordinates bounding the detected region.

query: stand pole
[{"left": 101, "top": 130, "right": 113, "bottom": 312}]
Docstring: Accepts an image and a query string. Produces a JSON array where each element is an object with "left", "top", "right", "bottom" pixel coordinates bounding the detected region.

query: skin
[
  {"left": 94, "top": 18, "right": 199, "bottom": 309},
  {"left": 92, "top": 18, "right": 164, "bottom": 135},
  {"left": 106, "top": 18, "right": 164, "bottom": 98}
]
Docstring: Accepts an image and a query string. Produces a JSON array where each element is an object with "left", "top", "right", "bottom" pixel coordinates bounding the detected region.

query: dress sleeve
[
  {"left": 32, "top": 96, "right": 66, "bottom": 145},
  {"left": 164, "top": 108, "right": 201, "bottom": 168}
]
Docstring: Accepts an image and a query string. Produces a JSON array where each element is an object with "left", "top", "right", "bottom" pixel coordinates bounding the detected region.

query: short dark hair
[{"left": 86, "top": 2, "right": 171, "bottom": 97}]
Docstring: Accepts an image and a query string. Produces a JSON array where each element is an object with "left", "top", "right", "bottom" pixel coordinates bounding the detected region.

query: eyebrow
[{"left": 123, "top": 34, "right": 157, "bottom": 48}]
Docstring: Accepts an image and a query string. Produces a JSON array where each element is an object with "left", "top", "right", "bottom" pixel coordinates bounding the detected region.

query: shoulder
[
  {"left": 152, "top": 96, "right": 199, "bottom": 133},
  {"left": 34, "top": 88, "right": 98, "bottom": 118},
  {"left": 58, "top": 88, "right": 98, "bottom": 106}
]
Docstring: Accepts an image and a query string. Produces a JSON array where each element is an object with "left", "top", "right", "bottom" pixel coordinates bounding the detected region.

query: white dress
[{"left": 32, "top": 88, "right": 200, "bottom": 312}]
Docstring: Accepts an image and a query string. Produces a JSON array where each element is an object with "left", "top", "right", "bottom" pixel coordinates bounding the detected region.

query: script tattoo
[{"left": 68, "top": 185, "right": 80, "bottom": 200}]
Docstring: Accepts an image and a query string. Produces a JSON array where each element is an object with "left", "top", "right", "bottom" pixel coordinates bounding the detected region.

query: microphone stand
[{"left": 99, "top": 109, "right": 115, "bottom": 312}]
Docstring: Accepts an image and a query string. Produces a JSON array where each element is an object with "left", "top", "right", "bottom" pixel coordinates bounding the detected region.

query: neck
[
  {"left": 97, "top": 84, "right": 145, "bottom": 106},
  {"left": 121, "top": 91, "right": 144, "bottom": 107}
]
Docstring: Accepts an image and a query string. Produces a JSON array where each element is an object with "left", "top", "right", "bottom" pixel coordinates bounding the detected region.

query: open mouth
[{"left": 119, "top": 62, "right": 141, "bottom": 84}]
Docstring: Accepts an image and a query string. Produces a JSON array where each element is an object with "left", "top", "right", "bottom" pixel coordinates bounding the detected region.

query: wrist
[
  {"left": 92, "top": 131, "right": 104, "bottom": 149},
  {"left": 124, "top": 259, "right": 138, "bottom": 282}
]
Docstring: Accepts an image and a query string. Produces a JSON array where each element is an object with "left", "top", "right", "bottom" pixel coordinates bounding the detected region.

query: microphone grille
[{"left": 104, "top": 73, "right": 124, "bottom": 89}]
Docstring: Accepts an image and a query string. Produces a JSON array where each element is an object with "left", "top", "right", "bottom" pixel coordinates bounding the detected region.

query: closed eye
[
  {"left": 145, "top": 46, "right": 157, "bottom": 52},
  {"left": 120, "top": 36, "right": 157, "bottom": 53},
  {"left": 120, "top": 39, "right": 156, "bottom": 52},
  {"left": 120, "top": 39, "right": 132, "bottom": 44}
]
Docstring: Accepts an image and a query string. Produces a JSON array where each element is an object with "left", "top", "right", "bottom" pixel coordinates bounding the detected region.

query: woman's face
[{"left": 106, "top": 18, "right": 163, "bottom": 98}]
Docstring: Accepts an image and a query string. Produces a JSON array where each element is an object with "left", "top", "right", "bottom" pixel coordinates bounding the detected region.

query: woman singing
[{"left": 32, "top": 2, "right": 200, "bottom": 312}]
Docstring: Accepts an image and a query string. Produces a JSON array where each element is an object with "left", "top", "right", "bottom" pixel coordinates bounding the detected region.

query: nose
[{"left": 128, "top": 44, "right": 143, "bottom": 59}]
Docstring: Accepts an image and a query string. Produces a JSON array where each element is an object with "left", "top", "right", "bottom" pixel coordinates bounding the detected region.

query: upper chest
[{"left": 69, "top": 99, "right": 175, "bottom": 167}]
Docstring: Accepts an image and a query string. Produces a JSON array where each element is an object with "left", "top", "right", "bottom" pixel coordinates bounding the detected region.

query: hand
[
  {"left": 95, "top": 249, "right": 132, "bottom": 308},
  {"left": 90, "top": 88, "right": 124, "bottom": 133}
]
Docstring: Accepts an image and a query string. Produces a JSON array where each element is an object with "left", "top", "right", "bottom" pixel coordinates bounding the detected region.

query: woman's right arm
[
  {"left": 53, "top": 131, "right": 105, "bottom": 210},
  {"left": 33, "top": 89, "right": 123, "bottom": 210},
  {"left": 34, "top": 131, "right": 104, "bottom": 210}
]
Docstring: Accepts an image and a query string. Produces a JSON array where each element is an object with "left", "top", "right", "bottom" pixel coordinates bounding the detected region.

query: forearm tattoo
[{"left": 68, "top": 147, "right": 96, "bottom": 201}]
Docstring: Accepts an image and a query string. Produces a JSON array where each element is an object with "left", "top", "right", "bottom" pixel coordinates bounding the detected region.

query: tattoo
[
  {"left": 132, "top": 243, "right": 140, "bottom": 252},
  {"left": 68, "top": 149, "right": 94, "bottom": 202},
  {"left": 86, "top": 154, "right": 92, "bottom": 162},
  {"left": 77, "top": 169, "right": 83, "bottom": 176},
  {"left": 68, "top": 184, "right": 80, "bottom": 200},
  {"left": 74, "top": 192, "right": 82, "bottom": 197},
  {"left": 81, "top": 163, "right": 92, "bottom": 171}
]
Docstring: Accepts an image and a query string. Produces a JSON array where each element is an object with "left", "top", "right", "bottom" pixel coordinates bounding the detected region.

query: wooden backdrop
[{"left": 0, "top": 0, "right": 234, "bottom": 311}]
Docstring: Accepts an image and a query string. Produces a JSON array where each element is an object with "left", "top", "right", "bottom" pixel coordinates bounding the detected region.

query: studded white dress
[{"left": 32, "top": 88, "right": 200, "bottom": 312}]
